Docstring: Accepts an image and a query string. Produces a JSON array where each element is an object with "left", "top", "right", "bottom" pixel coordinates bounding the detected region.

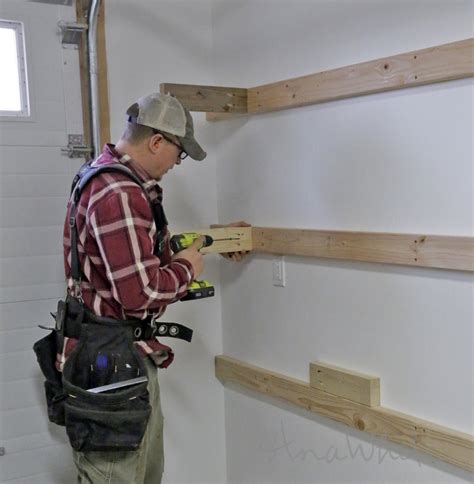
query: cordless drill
[{"left": 170, "top": 233, "right": 215, "bottom": 301}]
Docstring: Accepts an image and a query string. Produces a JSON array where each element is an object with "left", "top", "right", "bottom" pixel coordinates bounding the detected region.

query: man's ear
[{"left": 149, "top": 133, "right": 163, "bottom": 154}]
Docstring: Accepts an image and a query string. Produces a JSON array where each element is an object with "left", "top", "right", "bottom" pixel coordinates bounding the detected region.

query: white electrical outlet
[{"left": 272, "top": 257, "right": 285, "bottom": 287}]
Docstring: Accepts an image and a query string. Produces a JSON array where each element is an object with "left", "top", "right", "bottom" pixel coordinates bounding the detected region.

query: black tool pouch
[
  {"left": 62, "top": 319, "right": 151, "bottom": 452},
  {"left": 33, "top": 326, "right": 67, "bottom": 426},
  {"left": 33, "top": 295, "right": 87, "bottom": 426}
]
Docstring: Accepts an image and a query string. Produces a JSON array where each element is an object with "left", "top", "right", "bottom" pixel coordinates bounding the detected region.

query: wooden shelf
[
  {"left": 161, "top": 38, "right": 474, "bottom": 121},
  {"left": 181, "top": 226, "right": 472, "bottom": 271},
  {"left": 216, "top": 355, "right": 474, "bottom": 472},
  {"left": 252, "top": 227, "right": 474, "bottom": 272}
]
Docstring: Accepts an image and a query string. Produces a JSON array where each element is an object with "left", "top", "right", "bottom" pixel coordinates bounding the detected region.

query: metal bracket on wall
[
  {"left": 61, "top": 134, "right": 92, "bottom": 158},
  {"left": 58, "top": 21, "right": 88, "bottom": 46}
]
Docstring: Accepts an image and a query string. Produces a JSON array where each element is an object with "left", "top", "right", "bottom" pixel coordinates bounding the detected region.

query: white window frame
[{"left": 0, "top": 19, "right": 30, "bottom": 117}]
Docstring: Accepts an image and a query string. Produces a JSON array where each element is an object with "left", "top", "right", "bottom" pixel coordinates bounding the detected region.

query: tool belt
[
  {"left": 34, "top": 295, "right": 153, "bottom": 452},
  {"left": 34, "top": 295, "right": 193, "bottom": 452}
]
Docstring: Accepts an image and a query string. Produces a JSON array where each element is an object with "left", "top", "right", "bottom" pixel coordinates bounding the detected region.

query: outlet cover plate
[{"left": 272, "top": 257, "right": 285, "bottom": 287}]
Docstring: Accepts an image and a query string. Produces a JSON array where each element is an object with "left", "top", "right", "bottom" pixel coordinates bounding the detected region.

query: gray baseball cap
[{"left": 126, "top": 92, "right": 207, "bottom": 161}]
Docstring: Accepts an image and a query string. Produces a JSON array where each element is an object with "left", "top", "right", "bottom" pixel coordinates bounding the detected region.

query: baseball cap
[{"left": 126, "top": 92, "right": 207, "bottom": 161}]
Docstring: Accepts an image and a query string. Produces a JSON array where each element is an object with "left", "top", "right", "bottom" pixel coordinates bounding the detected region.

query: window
[{"left": 0, "top": 20, "right": 29, "bottom": 117}]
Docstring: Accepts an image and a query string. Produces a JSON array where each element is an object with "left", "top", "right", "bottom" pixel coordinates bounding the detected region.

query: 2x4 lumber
[
  {"left": 76, "top": 0, "right": 91, "bottom": 146},
  {"left": 96, "top": 0, "right": 111, "bottom": 145},
  {"left": 174, "top": 227, "right": 252, "bottom": 254},
  {"left": 310, "top": 362, "right": 380, "bottom": 407},
  {"left": 206, "top": 38, "right": 474, "bottom": 121},
  {"left": 160, "top": 83, "right": 248, "bottom": 113},
  {"left": 76, "top": 0, "right": 110, "bottom": 148},
  {"left": 252, "top": 227, "right": 474, "bottom": 272},
  {"left": 215, "top": 355, "right": 474, "bottom": 472}
]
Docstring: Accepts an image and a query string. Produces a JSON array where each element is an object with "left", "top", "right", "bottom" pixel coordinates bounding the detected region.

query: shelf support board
[
  {"left": 252, "top": 227, "right": 474, "bottom": 272},
  {"left": 216, "top": 355, "right": 474, "bottom": 472},
  {"left": 206, "top": 37, "right": 474, "bottom": 121},
  {"left": 160, "top": 83, "right": 248, "bottom": 113}
]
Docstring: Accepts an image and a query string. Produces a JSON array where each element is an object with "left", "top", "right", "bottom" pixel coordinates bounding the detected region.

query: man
[{"left": 61, "top": 93, "right": 247, "bottom": 483}]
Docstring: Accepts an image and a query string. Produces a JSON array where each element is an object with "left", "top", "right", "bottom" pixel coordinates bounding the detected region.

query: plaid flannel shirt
[{"left": 59, "top": 144, "right": 194, "bottom": 370}]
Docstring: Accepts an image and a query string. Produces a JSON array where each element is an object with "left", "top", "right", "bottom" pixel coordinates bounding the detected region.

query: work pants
[{"left": 73, "top": 358, "right": 164, "bottom": 483}]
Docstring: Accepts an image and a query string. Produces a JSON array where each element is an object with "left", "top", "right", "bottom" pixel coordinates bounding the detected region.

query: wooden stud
[
  {"left": 76, "top": 0, "right": 110, "bottom": 150},
  {"left": 310, "top": 361, "right": 380, "bottom": 407},
  {"left": 160, "top": 83, "right": 248, "bottom": 113},
  {"left": 96, "top": 0, "right": 110, "bottom": 145},
  {"left": 171, "top": 227, "right": 252, "bottom": 254},
  {"left": 76, "top": 0, "right": 91, "bottom": 148},
  {"left": 216, "top": 355, "right": 474, "bottom": 472},
  {"left": 252, "top": 227, "right": 474, "bottom": 272}
]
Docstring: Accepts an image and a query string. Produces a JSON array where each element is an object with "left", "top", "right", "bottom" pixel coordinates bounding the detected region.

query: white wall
[
  {"left": 105, "top": 2, "right": 226, "bottom": 483},
  {"left": 212, "top": 1, "right": 474, "bottom": 483}
]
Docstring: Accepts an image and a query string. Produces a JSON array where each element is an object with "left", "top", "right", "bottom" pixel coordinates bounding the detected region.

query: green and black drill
[{"left": 170, "top": 233, "right": 215, "bottom": 301}]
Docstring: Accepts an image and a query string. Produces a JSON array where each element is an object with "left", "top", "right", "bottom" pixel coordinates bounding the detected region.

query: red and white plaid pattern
[{"left": 59, "top": 144, "right": 194, "bottom": 370}]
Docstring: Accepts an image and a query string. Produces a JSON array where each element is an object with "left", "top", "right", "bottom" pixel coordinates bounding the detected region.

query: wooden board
[
  {"left": 172, "top": 227, "right": 252, "bottom": 254},
  {"left": 310, "top": 361, "right": 380, "bottom": 407},
  {"left": 252, "top": 227, "right": 474, "bottom": 272},
  {"left": 206, "top": 112, "right": 248, "bottom": 122},
  {"left": 96, "top": 0, "right": 110, "bottom": 145},
  {"left": 160, "top": 83, "right": 248, "bottom": 113},
  {"left": 76, "top": 0, "right": 91, "bottom": 147},
  {"left": 216, "top": 355, "right": 474, "bottom": 472},
  {"left": 205, "top": 38, "right": 474, "bottom": 121},
  {"left": 247, "top": 38, "right": 474, "bottom": 114},
  {"left": 76, "top": 0, "right": 110, "bottom": 149}
]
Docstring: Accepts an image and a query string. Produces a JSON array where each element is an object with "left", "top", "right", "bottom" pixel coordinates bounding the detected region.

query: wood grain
[
  {"left": 206, "top": 38, "right": 473, "bottom": 121},
  {"left": 252, "top": 227, "right": 474, "bottom": 272},
  {"left": 310, "top": 361, "right": 380, "bottom": 407},
  {"left": 96, "top": 0, "right": 110, "bottom": 145},
  {"left": 248, "top": 38, "right": 474, "bottom": 114},
  {"left": 216, "top": 355, "right": 474, "bottom": 472},
  {"left": 76, "top": 0, "right": 91, "bottom": 147},
  {"left": 160, "top": 83, "right": 248, "bottom": 113}
]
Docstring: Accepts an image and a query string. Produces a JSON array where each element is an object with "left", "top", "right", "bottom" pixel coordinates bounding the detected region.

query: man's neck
[{"left": 114, "top": 139, "right": 158, "bottom": 181}]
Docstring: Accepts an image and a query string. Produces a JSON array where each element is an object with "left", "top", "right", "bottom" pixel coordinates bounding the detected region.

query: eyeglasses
[{"left": 153, "top": 130, "right": 188, "bottom": 160}]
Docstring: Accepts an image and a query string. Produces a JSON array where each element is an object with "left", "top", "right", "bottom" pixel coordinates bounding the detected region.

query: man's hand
[
  {"left": 172, "top": 236, "right": 205, "bottom": 278},
  {"left": 216, "top": 221, "right": 252, "bottom": 262}
]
